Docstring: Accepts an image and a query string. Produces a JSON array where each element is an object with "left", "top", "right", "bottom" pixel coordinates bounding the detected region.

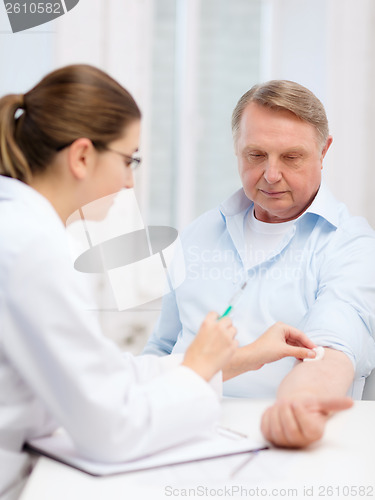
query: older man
[{"left": 144, "top": 80, "right": 375, "bottom": 447}]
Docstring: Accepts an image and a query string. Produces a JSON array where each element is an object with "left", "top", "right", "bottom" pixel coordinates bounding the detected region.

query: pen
[
  {"left": 218, "top": 280, "right": 248, "bottom": 319},
  {"left": 230, "top": 450, "right": 260, "bottom": 479},
  {"left": 216, "top": 425, "right": 249, "bottom": 440}
]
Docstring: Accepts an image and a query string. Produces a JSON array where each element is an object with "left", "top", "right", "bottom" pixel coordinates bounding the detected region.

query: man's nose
[{"left": 263, "top": 159, "right": 282, "bottom": 184}]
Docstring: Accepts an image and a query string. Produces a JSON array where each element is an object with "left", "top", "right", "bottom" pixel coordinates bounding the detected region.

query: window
[{"left": 148, "top": 0, "right": 262, "bottom": 229}]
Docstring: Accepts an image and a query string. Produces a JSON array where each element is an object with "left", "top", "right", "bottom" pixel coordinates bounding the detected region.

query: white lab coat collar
[{"left": 0, "top": 176, "right": 64, "bottom": 228}]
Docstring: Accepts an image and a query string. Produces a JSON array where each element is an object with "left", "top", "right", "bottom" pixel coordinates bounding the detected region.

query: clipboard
[{"left": 25, "top": 428, "right": 269, "bottom": 477}]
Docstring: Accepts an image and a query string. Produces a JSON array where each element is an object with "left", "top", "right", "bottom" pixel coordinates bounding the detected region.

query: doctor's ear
[{"left": 66, "top": 138, "right": 96, "bottom": 180}]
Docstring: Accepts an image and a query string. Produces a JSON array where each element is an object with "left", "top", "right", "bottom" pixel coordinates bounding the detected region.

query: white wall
[
  {"left": 263, "top": 0, "right": 375, "bottom": 226},
  {"left": 325, "top": 0, "right": 375, "bottom": 225},
  {"left": 0, "top": 3, "right": 54, "bottom": 95}
]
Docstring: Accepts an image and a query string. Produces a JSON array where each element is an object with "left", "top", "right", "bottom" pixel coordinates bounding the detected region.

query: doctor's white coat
[{"left": 0, "top": 177, "right": 221, "bottom": 499}]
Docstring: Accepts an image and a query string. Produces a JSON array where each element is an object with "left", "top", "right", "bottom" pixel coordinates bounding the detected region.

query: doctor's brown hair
[
  {"left": 0, "top": 64, "right": 141, "bottom": 184},
  {"left": 231, "top": 80, "right": 329, "bottom": 148}
]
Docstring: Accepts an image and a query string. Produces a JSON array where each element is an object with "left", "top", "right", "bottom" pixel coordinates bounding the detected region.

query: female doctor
[{"left": 0, "top": 64, "right": 317, "bottom": 499}]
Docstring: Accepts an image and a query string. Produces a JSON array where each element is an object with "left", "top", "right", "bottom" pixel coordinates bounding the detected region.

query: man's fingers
[
  {"left": 262, "top": 403, "right": 307, "bottom": 448},
  {"left": 290, "top": 401, "right": 325, "bottom": 443},
  {"left": 262, "top": 398, "right": 354, "bottom": 449},
  {"left": 317, "top": 397, "right": 354, "bottom": 414},
  {"left": 289, "top": 398, "right": 353, "bottom": 442},
  {"left": 268, "top": 404, "right": 287, "bottom": 446},
  {"left": 277, "top": 402, "right": 305, "bottom": 447},
  {"left": 260, "top": 407, "right": 270, "bottom": 440}
]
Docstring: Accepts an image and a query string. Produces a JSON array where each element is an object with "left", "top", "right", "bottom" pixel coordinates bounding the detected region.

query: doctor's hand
[
  {"left": 261, "top": 396, "right": 353, "bottom": 448},
  {"left": 222, "top": 322, "right": 317, "bottom": 381},
  {"left": 249, "top": 322, "right": 317, "bottom": 370},
  {"left": 182, "top": 312, "right": 238, "bottom": 382}
]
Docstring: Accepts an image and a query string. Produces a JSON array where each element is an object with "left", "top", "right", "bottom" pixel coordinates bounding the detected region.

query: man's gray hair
[{"left": 232, "top": 80, "right": 329, "bottom": 147}]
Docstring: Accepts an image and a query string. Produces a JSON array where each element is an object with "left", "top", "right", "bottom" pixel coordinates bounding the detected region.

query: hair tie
[{"left": 14, "top": 94, "right": 26, "bottom": 119}]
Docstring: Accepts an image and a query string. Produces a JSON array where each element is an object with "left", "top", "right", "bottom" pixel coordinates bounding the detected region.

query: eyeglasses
[
  {"left": 56, "top": 141, "right": 142, "bottom": 171},
  {"left": 104, "top": 147, "right": 142, "bottom": 171}
]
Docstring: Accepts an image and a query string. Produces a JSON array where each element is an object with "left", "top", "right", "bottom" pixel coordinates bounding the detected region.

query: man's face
[{"left": 235, "top": 102, "right": 332, "bottom": 223}]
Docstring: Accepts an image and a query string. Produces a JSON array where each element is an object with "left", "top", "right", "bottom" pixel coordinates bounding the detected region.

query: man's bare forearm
[{"left": 277, "top": 348, "right": 354, "bottom": 400}]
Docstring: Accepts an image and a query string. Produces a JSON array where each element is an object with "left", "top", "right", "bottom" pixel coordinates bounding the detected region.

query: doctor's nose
[
  {"left": 263, "top": 160, "right": 282, "bottom": 184},
  {"left": 124, "top": 169, "right": 134, "bottom": 189}
]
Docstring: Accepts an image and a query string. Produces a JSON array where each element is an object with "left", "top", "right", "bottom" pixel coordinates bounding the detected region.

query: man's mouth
[{"left": 259, "top": 189, "right": 287, "bottom": 198}]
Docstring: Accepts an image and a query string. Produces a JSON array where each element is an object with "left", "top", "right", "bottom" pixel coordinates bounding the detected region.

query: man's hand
[
  {"left": 260, "top": 348, "right": 355, "bottom": 448},
  {"left": 261, "top": 397, "right": 353, "bottom": 448}
]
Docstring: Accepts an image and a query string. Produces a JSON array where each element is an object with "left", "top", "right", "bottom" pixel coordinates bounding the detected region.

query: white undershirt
[{"left": 244, "top": 208, "right": 294, "bottom": 269}]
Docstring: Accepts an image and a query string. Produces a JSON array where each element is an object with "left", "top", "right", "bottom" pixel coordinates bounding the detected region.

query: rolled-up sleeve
[{"left": 298, "top": 219, "right": 375, "bottom": 378}]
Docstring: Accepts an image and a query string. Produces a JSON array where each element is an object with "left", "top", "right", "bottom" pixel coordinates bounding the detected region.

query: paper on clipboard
[{"left": 25, "top": 428, "right": 268, "bottom": 477}]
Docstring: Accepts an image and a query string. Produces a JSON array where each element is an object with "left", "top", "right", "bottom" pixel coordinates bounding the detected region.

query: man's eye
[
  {"left": 284, "top": 154, "right": 301, "bottom": 161},
  {"left": 249, "top": 153, "right": 265, "bottom": 159}
]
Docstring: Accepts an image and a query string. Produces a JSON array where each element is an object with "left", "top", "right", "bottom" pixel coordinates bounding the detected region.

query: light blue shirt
[{"left": 144, "top": 184, "right": 375, "bottom": 399}]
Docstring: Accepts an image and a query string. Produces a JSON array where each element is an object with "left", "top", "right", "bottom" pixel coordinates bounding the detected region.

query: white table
[{"left": 20, "top": 399, "right": 375, "bottom": 500}]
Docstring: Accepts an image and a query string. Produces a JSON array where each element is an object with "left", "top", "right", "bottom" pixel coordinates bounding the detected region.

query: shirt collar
[
  {"left": 302, "top": 183, "right": 339, "bottom": 228},
  {"left": 219, "top": 183, "right": 339, "bottom": 228},
  {"left": 219, "top": 188, "right": 252, "bottom": 217}
]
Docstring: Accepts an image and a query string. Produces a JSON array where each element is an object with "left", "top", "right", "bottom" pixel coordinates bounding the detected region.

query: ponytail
[
  {"left": 0, "top": 64, "right": 141, "bottom": 185},
  {"left": 0, "top": 94, "right": 32, "bottom": 183}
]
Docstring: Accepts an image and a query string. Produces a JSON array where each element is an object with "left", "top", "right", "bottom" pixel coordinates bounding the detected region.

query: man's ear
[
  {"left": 67, "top": 138, "right": 95, "bottom": 180},
  {"left": 321, "top": 135, "right": 333, "bottom": 160}
]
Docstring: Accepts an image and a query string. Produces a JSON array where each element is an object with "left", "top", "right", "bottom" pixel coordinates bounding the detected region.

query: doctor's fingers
[
  {"left": 204, "top": 311, "right": 235, "bottom": 330},
  {"left": 218, "top": 328, "right": 238, "bottom": 350},
  {"left": 224, "top": 325, "right": 237, "bottom": 339},
  {"left": 217, "top": 317, "right": 237, "bottom": 338},
  {"left": 284, "top": 326, "right": 316, "bottom": 349},
  {"left": 285, "top": 345, "right": 317, "bottom": 361},
  {"left": 204, "top": 311, "right": 222, "bottom": 324}
]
